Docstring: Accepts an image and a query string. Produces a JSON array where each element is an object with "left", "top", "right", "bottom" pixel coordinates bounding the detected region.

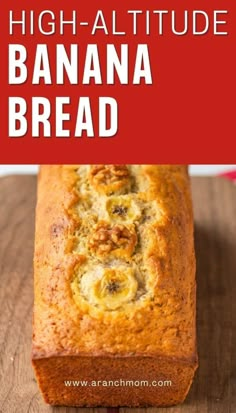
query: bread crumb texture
[{"left": 33, "top": 165, "right": 196, "bottom": 360}]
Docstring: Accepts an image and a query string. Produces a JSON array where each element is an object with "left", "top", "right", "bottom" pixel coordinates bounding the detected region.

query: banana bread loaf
[{"left": 32, "top": 165, "right": 198, "bottom": 407}]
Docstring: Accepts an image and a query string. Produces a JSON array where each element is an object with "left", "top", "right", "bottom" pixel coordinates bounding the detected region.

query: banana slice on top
[
  {"left": 106, "top": 195, "right": 141, "bottom": 223},
  {"left": 80, "top": 265, "right": 138, "bottom": 310}
]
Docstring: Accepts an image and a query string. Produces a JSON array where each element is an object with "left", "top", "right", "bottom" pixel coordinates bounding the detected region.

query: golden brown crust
[
  {"left": 32, "top": 165, "right": 197, "bottom": 406},
  {"left": 33, "top": 355, "right": 196, "bottom": 407}
]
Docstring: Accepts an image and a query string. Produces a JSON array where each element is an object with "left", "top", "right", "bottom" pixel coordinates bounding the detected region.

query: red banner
[{"left": 0, "top": 0, "right": 235, "bottom": 163}]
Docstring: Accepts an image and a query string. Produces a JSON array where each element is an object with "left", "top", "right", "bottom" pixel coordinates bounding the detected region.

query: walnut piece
[
  {"left": 90, "top": 165, "right": 130, "bottom": 194},
  {"left": 89, "top": 221, "right": 137, "bottom": 258}
]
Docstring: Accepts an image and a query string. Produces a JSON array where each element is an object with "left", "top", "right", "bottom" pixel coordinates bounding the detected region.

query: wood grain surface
[{"left": 0, "top": 175, "right": 235, "bottom": 413}]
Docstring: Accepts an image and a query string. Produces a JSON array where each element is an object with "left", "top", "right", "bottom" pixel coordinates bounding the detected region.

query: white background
[{"left": 0, "top": 165, "right": 235, "bottom": 176}]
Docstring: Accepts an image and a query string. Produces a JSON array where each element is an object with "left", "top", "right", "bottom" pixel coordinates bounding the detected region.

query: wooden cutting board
[{"left": 0, "top": 175, "right": 235, "bottom": 413}]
